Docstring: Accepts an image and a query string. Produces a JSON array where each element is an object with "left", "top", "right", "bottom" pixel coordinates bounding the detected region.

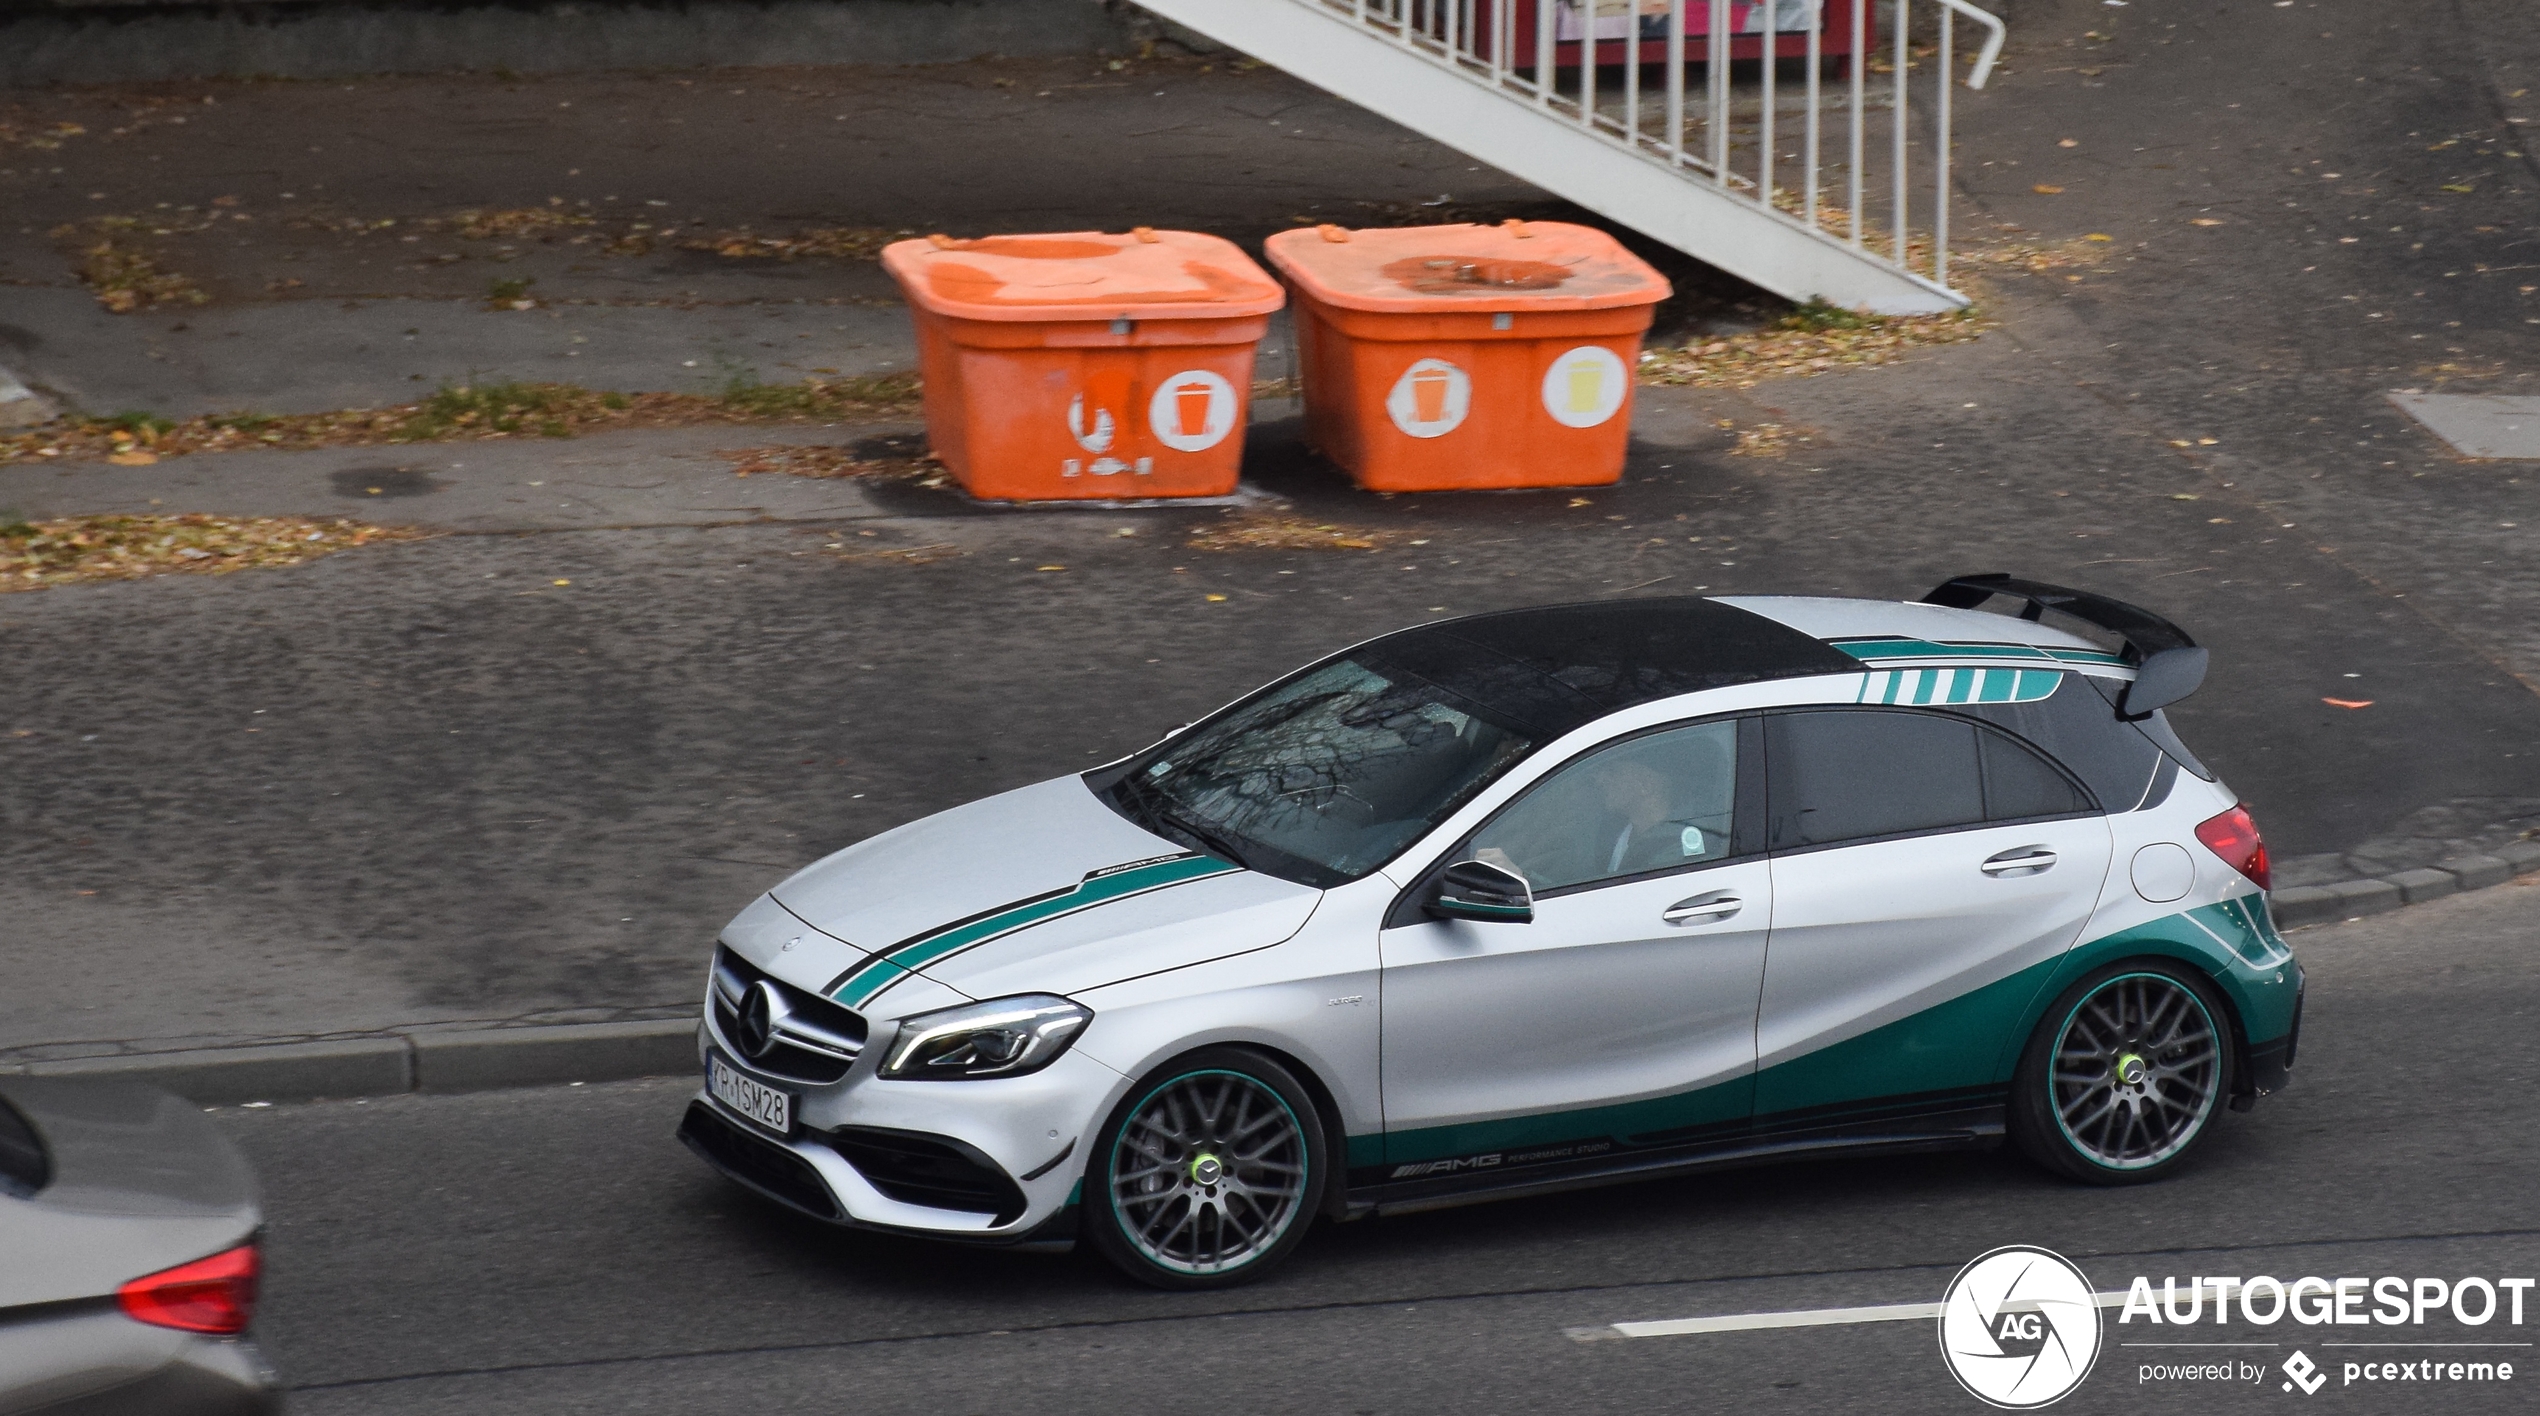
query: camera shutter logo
[{"left": 1938, "top": 1246, "right": 2103, "bottom": 1408}]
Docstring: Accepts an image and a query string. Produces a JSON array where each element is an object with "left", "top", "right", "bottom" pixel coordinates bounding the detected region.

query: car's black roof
[{"left": 1356, "top": 596, "right": 1860, "bottom": 738}]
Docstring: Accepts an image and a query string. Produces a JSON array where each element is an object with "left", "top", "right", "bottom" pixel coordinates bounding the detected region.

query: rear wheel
[
  {"left": 1085, "top": 1048, "right": 1325, "bottom": 1289},
  {"left": 2011, "top": 962, "right": 2233, "bottom": 1184}
]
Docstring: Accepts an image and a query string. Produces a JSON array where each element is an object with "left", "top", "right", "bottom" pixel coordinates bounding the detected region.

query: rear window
[
  {"left": 0, "top": 1096, "right": 49, "bottom": 1199},
  {"left": 1768, "top": 708, "right": 2097, "bottom": 850}
]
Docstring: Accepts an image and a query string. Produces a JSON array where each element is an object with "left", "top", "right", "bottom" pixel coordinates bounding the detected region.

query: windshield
[{"left": 1099, "top": 656, "right": 1539, "bottom": 887}]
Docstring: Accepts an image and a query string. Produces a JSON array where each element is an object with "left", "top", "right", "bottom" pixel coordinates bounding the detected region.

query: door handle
[
  {"left": 1981, "top": 846, "right": 2059, "bottom": 876},
  {"left": 1662, "top": 890, "right": 1742, "bottom": 925}
]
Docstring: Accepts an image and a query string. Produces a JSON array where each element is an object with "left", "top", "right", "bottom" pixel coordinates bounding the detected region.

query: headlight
[{"left": 879, "top": 995, "right": 1091, "bottom": 1080}]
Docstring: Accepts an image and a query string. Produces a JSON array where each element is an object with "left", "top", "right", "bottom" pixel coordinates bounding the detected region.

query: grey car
[{"left": 0, "top": 1079, "right": 278, "bottom": 1415}]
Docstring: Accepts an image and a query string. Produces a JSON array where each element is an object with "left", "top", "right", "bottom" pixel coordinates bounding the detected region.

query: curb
[
  {"left": 5, "top": 842, "right": 2533, "bottom": 1107},
  {"left": 0, "top": 1019, "right": 701, "bottom": 1107},
  {"left": 2266, "top": 839, "right": 2540, "bottom": 929}
]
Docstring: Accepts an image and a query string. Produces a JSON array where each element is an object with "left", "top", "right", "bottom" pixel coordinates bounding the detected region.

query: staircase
[{"left": 1132, "top": 0, "right": 2006, "bottom": 315}]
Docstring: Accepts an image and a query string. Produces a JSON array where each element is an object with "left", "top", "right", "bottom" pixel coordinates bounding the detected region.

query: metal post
[
  {"left": 1709, "top": 0, "right": 1730, "bottom": 182},
  {"left": 1892, "top": 0, "right": 1909, "bottom": 266},
  {"left": 1625, "top": 0, "right": 1642, "bottom": 147},
  {"left": 1667, "top": 0, "right": 1687, "bottom": 166},
  {"left": 1804, "top": 0, "right": 1821, "bottom": 227},
  {"left": 1848, "top": 0, "right": 1864, "bottom": 246},
  {"left": 1935, "top": 4, "right": 1951, "bottom": 285},
  {"left": 1581, "top": 0, "right": 1599, "bottom": 127},
  {"left": 1538, "top": 0, "right": 1556, "bottom": 104},
  {"left": 1761, "top": 0, "right": 1778, "bottom": 207}
]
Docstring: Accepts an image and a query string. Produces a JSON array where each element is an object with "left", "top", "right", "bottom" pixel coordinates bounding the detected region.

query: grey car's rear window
[{"left": 0, "top": 1096, "right": 49, "bottom": 1199}]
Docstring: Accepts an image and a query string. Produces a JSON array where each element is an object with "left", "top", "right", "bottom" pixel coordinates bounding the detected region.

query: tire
[
  {"left": 1085, "top": 1047, "right": 1327, "bottom": 1290},
  {"left": 2010, "top": 961, "right": 2235, "bottom": 1185}
]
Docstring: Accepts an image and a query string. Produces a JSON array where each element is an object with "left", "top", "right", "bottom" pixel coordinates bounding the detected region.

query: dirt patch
[
  {"left": 0, "top": 375, "right": 923, "bottom": 468},
  {"left": 1184, "top": 512, "right": 1407, "bottom": 552},
  {"left": 720, "top": 437, "right": 942, "bottom": 484},
  {"left": 1639, "top": 302, "right": 1991, "bottom": 389},
  {"left": 0, "top": 513, "right": 425, "bottom": 592},
  {"left": 1721, "top": 419, "right": 1819, "bottom": 459}
]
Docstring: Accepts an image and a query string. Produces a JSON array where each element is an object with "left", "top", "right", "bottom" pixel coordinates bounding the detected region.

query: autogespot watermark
[{"left": 1939, "top": 1250, "right": 2533, "bottom": 1406}]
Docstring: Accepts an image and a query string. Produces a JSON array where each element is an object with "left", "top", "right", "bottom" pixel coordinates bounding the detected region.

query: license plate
[{"left": 708, "top": 1053, "right": 794, "bottom": 1136}]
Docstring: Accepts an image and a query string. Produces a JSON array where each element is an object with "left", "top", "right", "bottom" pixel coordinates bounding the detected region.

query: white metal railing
[{"left": 1314, "top": 0, "right": 2004, "bottom": 300}]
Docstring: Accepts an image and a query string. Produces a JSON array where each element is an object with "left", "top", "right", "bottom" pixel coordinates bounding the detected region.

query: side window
[
  {"left": 1978, "top": 728, "right": 2094, "bottom": 821},
  {"left": 1767, "top": 710, "right": 1985, "bottom": 849},
  {"left": 1460, "top": 719, "right": 1740, "bottom": 894}
]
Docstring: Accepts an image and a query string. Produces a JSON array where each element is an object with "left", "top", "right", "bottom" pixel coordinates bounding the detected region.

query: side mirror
[{"left": 1427, "top": 859, "right": 1534, "bottom": 924}]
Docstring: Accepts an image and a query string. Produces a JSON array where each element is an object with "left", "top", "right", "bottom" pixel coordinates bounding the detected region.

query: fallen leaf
[
  {"left": 2441, "top": 183, "right": 2475, "bottom": 194},
  {"left": 2032, "top": 184, "right": 2066, "bottom": 195},
  {"left": 2322, "top": 697, "right": 2374, "bottom": 709},
  {"left": 552, "top": 578, "right": 571, "bottom": 586},
  {"left": 2086, "top": 233, "right": 2114, "bottom": 241},
  {"left": 2058, "top": 138, "right": 2079, "bottom": 148},
  {"left": 1036, "top": 564, "right": 1066, "bottom": 572},
  {"left": 2190, "top": 217, "right": 2225, "bottom": 226},
  {"left": 1204, "top": 593, "right": 1227, "bottom": 602},
  {"left": 106, "top": 450, "right": 158, "bottom": 466}
]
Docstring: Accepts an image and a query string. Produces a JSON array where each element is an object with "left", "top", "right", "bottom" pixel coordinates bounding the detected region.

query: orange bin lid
[
  {"left": 1264, "top": 220, "right": 1671, "bottom": 313},
  {"left": 881, "top": 229, "right": 1286, "bottom": 323}
]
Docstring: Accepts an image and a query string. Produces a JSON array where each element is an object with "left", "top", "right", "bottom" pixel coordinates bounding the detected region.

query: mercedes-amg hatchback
[{"left": 681, "top": 575, "right": 2302, "bottom": 1287}]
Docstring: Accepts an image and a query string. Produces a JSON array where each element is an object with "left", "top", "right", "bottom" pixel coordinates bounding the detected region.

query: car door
[
  {"left": 1378, "top": 717, "right": 1770, "bottom": 1165},
  {"left": 1754, "top": 707, "right": 2113, "bottom": 1124}
]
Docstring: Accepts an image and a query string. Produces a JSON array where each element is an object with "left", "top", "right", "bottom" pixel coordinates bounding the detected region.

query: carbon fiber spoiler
[{"left": 1920, "top": 573, "right": 2206, "bottom": 719}]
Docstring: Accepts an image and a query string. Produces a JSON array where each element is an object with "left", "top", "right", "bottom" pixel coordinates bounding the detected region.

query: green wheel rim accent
[
  {"left": 1108, "top": 1069, "right": 1309, "bottom": 1277},
  {"left": 2049, "top": 972, "right": 2222, "bottom": 1171}
]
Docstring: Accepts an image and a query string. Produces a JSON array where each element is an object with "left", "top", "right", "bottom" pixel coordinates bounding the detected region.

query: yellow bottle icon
[{"left": 1567, "top": 361, "right": 1603, "bottom": 414}]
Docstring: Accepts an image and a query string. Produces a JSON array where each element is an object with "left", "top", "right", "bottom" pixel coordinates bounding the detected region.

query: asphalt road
[{"left": 219, "top": 880, "right": 2540, "bottom": 1415}]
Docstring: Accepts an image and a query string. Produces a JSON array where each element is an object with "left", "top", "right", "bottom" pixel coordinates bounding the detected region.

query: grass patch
[
  {"left": 1, "top": 513, "right": 425, "bottom": 591},
  {"left": 0, "top": 374, "right": 924, "bottom": 467}
]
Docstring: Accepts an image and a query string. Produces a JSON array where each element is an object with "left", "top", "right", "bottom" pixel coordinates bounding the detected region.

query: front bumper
[{"left": 685, "top": 1009, "right": 1122, "bottom": 1242}]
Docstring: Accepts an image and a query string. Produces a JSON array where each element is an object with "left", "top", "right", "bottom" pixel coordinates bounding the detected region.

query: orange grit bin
[
  {"left": 1263, "top": 220, "right": 1671, "bottom": 493},
  {"left": 879, "top": 230, "right": 1286, "bottom": 501}
]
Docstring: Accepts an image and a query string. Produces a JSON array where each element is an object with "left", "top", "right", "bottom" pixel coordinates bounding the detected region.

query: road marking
[{"left": 1570, "top": 1290, "right": 2134, "bottom": 1342}]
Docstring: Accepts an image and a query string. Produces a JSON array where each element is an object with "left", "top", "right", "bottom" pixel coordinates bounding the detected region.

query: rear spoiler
[{"left": 1920, "top": 573, "right": 2206, "bottom": 719}]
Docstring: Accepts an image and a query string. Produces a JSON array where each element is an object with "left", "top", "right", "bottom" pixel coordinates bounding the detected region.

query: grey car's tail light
[{"left": 117, "top": 1244, "right": 259, "bottom": 1335}]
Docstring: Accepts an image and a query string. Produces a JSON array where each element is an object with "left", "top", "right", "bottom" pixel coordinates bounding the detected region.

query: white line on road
[{"left": 1571, "top": 1290, "right": 2136, "bottom": 1342}]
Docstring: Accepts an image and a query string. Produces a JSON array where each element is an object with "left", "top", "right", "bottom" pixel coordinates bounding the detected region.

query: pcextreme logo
[{"left": 1938, "top": 1246, "right": 2104, "bottom": 1409}]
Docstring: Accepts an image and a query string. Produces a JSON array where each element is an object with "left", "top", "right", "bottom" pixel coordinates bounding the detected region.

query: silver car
[
  {"left": 0, "top": 1079, "right": 278, "bottom": 1413},
  {"left": 681, "top": 576, "right": 2303, "bottom": 1288}
]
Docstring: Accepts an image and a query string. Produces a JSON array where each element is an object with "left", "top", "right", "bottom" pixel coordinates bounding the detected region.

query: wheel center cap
[
  {"left": 2116, "top": 1052, "right": 2148, "bottom": 1087},
  {"left": 1189, "top": 1154, "right": 1224, "bottom": 1186}
]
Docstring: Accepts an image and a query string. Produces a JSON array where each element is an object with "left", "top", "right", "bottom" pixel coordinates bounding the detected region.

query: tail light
[
  {"left": 117, "top": 1244, "right": 258, "bottom": 1335},
  {"left": 2195, "top": 805, "right": 2271, "bottom": 891}
]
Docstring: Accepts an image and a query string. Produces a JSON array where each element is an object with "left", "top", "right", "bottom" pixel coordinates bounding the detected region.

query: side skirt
[{"left": 1343, "top": 1099, "right": 2005, "bottom": 1219}]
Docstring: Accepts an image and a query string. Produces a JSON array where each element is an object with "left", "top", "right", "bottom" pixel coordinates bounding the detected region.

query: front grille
[
  {"left": 829, "top": 1126, "right": 1027, "bottom": 1223},
  {"left": 679, "top": 1101, "right": 840, "bottom": 1220},
  {"left": 709, "top": 947, "right": 868, "bottom": 1084}
]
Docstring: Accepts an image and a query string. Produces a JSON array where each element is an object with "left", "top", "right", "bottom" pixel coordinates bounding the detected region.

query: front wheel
[
  {"left": 1085, "top": 1047, "right": 1326, "bottom": 1290},
  {"left": 2010, "top": 962, "right": 2234, "bottom": 1184}
]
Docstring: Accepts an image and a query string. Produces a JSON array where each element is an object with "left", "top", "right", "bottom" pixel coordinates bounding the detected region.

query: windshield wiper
[{"left": 1119, "top": 776, "right": 1253, "bottom": 871}]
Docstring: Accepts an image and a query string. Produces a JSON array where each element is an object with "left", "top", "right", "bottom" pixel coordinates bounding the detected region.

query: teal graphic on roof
[
  {"left": 1857, "top": 666, "right": 2063, "bottom": 706},
  {"left": 1830, "top": 637, "right": 2130, "bottom": 668}
]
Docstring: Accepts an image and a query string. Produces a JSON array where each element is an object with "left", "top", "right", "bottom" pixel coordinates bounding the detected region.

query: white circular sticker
[
  {"left": 1937, "top": 1246, "right": 2103, "bottom": 1409},
  {"left": 1539, "top": 344, "right": 1629, "bottom": 429},
  {"left": 1385, "top": 358, "right": 1472, "bottom": 439},
  {"left": 1147, "top": 370, "right": 1238, "bottom": 453}
]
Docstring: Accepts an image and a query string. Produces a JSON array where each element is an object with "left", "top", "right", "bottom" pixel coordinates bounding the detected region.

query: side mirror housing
[{"left": 1426, "top": 859, "right": 1534, "bottom": 924}]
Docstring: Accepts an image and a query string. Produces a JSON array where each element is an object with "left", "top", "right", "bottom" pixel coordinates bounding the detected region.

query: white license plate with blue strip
[{"left": 709, "top": 1054, "right": 793, "bottom": 1136}]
